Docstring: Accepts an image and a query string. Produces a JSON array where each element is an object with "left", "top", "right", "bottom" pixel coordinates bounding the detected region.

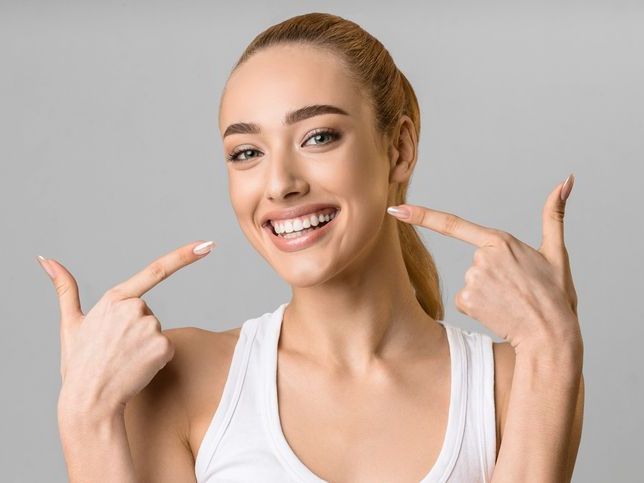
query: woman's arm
[
  {"left": 57, "top": 328, "right": 197, "bottom": 483},
  {"left": 58, "top": 391, "right": 138, "bottom": 483},
  {"left": 491, "top": 334, "right": 584, "bottom": 483}
]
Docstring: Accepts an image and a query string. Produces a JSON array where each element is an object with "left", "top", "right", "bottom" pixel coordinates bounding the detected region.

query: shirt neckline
[{"left": 263, "top": 302, "right": 468, "bottom": 483}]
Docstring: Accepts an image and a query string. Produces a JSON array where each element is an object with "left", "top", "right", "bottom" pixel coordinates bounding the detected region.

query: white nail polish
[{"left": 193, "top": 241, "right": 214, "bottom": 255}]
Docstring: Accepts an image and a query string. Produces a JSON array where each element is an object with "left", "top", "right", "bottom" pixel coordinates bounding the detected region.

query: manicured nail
[
  {"left": 193, "top": 241, "right": 215, "bottom": 255},
  {"left": 560, "top": 173, "right": 575, "bottom": 202},
  {"left": 36, "top": 255, "right": 56, "bottom": 279},
  {"left": 387, "top": 206, "right": 411, "bottom": 219}
]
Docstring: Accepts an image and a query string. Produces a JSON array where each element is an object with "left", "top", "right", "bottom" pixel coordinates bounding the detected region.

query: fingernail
[
  {"left": 560, "top": 173, "right": 575, "bottom": 202},
  {"left": 193, "top": 241, "right": 215, "bottom": 255},
  {"left": 36, "top": 255, "right": 56, "bottom": 279},
  {"left": 387, "top": 206, "right": 411, "bottom": 219}
]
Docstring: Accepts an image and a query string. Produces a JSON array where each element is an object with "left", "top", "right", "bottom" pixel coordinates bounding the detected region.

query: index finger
[
  {"left": 110, "top": 240, "right": 215, "bottom": 299},
  {"left": 394, "top": 204, "right": 498, "bottom": 247}
]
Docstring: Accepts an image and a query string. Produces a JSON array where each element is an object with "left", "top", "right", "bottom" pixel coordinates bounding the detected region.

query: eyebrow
[{"left": 223, "top": 104, "right": 350, "bottom": 138}]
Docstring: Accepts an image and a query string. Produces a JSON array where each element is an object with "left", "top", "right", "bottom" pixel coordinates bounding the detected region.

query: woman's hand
[
  {"left": 37, "top": 240, "right": 215, "bottom": 422},
  {"left": 387, "top": 174, "right": 580, "bottom": 353}
]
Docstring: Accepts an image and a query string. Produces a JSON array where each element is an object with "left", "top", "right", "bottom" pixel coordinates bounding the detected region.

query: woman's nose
[{"left": 265, "top": 152, "right": 308, "bottom": 201}]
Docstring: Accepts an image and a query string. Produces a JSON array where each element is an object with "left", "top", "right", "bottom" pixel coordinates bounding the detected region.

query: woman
[{"left": 43, "top": 12, "right": 584, "bottom": 483}]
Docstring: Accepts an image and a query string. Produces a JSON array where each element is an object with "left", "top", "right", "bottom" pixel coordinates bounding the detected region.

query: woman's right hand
[{"left": 37, "top": 240, "right": 215, "bottom": 423}]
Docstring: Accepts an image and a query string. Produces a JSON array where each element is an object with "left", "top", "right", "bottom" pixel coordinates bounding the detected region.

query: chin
[
  {"left": 249, "top": 210, "right": 383, "bottom": 288},
  {"left": 274, "top": 257, "right": 338, "bottom": 288}
]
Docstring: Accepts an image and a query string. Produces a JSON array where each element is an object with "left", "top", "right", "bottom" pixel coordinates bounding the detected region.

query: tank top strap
[
  {"left": 421, "top": 321, "right": 469, "bottom": 482},
  {"left": 474, "top": 329, "right": 497, "bottom": 479},
  {"left": 435, "top": 322, "right": 497, "bottom": 482},
  {"left": 194, "top": 313, "right": 262, "bottom": 478}
]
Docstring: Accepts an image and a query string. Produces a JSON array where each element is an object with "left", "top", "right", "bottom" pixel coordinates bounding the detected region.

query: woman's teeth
[{"left": 270, "top": 209, "right": 337, "bottom": 237}]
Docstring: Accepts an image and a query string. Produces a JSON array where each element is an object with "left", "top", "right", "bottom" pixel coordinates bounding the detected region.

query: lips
[
  {"left": 260, "top": 202, "right": 340, "bottom": 228},
  {"left": 262, "top": 206, "right": 339, "bottom": 252}
]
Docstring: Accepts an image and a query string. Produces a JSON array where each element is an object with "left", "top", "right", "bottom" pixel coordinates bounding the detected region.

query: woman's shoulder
[
  {"left": 161, "top": 325, "right": 244, "bottom": 459},
  {"left": 161, "top": 325, "right": 243, "bottom": 400},
  {"left": 162, "top": 325, "right": 242, "bottom": 383},
  {"left": 164, "top": 325, "right": 242, "bottom": 351}
]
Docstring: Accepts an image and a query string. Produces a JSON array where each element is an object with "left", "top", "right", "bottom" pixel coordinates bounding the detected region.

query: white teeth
[{"left": 270, "top": 208, "right": 338, "bottom": 235}]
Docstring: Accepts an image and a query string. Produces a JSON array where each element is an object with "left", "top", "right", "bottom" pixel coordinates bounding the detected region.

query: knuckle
[
  {"left": 148, "top": 261, "right": 167, "bottom": 284},
  {"left": 143, "top": 316, "right": 161, "bottom": 333},
  {"left": 124, "top": 297, "right": 146, "bottom": 314},
  {"left": 442, "top": 214, "right": 462, "bottom": 235},
  {"left": 54, "top": 281, "right": 71, "bottom": 298},
  {"left": 473, "top": 249, "right": 487, "bottom": 266},
  {"left": 132, "top": 297, "right": 147, "bottom": 310},
  {"left": 455, "top": 289, "right": 470, "bottom": 312},
  {"left": 178, "top": 249, "right": 193, "bottom": 266},
  {"left": 464, "top": 266, "right": 480, "bottom": 285},
  {"left": 156, "top": 335, "right": 174, "bottom": 359},
  {"left": 493, "top": 230, "right": 513, "bottom": 247},
  {"left": 102, "top": 288, "right": 123, "bottom": 304},
  {"left": 551, "top": 208, "right": 565, "bottom": 223}
]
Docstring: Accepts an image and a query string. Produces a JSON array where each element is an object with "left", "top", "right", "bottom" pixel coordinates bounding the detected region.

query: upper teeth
[{"left": 270, "top": 209, "right": 337, "bottom": 234}]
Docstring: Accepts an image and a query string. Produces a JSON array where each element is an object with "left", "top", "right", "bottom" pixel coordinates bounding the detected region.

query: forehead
[{"left": 219, "top": 44, "right": 369, "bottom": 133}]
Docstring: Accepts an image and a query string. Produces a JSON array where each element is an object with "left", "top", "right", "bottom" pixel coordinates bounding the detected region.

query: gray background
[{"left": 2, "top": 1, "right": 642, "bottom": 481}]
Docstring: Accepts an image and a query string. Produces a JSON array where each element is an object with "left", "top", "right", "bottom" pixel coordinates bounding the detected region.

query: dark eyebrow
[{"left": 223, "top": 104, "right": 349, "bottom": 138}]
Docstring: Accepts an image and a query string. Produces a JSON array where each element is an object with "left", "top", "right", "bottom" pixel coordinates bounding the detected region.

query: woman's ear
[{"left": 388, "top": 115, "right": 418, "bottom": 184}]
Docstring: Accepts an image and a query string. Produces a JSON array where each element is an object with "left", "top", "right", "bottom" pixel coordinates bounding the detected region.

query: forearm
[
  {"left": 58, "top": 393, "right": 138, "bottom": 483},
  {"left": 491, "top": 339, "right": 583, "bottom": 483}
]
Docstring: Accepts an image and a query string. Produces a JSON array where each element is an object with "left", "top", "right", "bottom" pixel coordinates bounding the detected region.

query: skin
[{"left": 46, "top": 42, "right": 583, "bottom": 482}]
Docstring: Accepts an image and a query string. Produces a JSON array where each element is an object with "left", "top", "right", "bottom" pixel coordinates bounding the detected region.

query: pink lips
[{"left": 264, "top": 208, "right": 339, "bottom": 253}]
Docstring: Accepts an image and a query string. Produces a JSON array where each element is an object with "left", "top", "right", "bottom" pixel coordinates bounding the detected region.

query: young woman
[{"left": 43, "top": 12, "right": 584, "bottom": 483}]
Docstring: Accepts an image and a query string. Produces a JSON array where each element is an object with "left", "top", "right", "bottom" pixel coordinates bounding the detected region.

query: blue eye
[
  {"left": 225, "top": 128, "right": 341, "bottom": 163},
  {"left": 303, "top": 129, "right": 340, "bottom": 146},
  {"left": 226, "top": 147, "right": 259, "bottom": 162}
]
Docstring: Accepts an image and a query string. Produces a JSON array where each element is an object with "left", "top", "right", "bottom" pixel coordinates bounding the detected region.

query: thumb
[
  {"left": 37, "top": 256, "right": 84, "bottom": 322},
  {"left": 539, "top": 173, "right": 574, "bottom": 265}
]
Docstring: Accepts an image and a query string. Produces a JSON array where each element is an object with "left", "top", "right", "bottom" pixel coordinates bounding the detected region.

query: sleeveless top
[{"left": 195, "top": 302, "right": 497, "bottom": 482}]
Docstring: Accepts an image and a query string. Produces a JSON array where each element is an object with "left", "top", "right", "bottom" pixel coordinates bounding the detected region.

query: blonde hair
[{"left": 227, "top": 12, "right": 444, "bottom": 320}]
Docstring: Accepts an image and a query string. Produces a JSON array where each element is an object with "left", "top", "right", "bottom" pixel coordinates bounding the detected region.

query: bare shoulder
[
  {"left": 162, "top": 326, "right": 243, "bottom": 459},
  {"left": 123, "top": 325, "right": 242, "bottom": 481},
  {"left": 492, "top": 341, "right": 516, "bottom": 458}
]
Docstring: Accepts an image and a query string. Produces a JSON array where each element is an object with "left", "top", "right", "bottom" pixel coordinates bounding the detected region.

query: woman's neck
[{"left": 281, "top": 225, "right": 443, "bottom": 375}]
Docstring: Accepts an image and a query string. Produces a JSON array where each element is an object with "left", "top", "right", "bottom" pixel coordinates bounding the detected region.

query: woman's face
[{"left": 219, "top": 43, "right": 395, "bottom": 287}]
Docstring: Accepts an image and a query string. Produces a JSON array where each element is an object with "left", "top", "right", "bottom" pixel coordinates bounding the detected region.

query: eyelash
[{"left": 225, "top": 128, "right": 342, "bottom": 163}]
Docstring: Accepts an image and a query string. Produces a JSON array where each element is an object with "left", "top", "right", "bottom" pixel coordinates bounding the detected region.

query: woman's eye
[
  {"left": 226, "top": 148, "right": 260, "bottom": 162},
  {"left": 303, "top": 129, "right": 340, "bottom": 146},
  {"left": 225, "top": 129, "right": 340, "bottom": 163}
]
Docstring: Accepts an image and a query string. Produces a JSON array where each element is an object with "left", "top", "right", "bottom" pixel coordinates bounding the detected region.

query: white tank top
[{"left": 195, "top": 302, "right": 497, "bottom": 482}]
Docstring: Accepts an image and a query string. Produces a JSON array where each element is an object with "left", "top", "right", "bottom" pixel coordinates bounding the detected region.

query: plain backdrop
[{"left": 2, "top": 1, "right": 642, "bottom": 481}]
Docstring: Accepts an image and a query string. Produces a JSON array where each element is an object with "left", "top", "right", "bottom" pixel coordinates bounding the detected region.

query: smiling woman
[
  {"left": 52, "top": 10, "right": 583, "bottom": 483},
  {"left": 197, "top": 12, "right": 503, "bottom": 482}
]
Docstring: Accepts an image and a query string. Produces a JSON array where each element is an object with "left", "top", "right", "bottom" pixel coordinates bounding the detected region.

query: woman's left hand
[{"left": 387, "top": 174, "right": 580, "bottom": 353}]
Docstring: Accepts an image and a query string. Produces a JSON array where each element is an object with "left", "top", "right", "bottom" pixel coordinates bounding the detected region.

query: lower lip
[{"left": 263, "top": 210, "right": 339, "bottom": 253}]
